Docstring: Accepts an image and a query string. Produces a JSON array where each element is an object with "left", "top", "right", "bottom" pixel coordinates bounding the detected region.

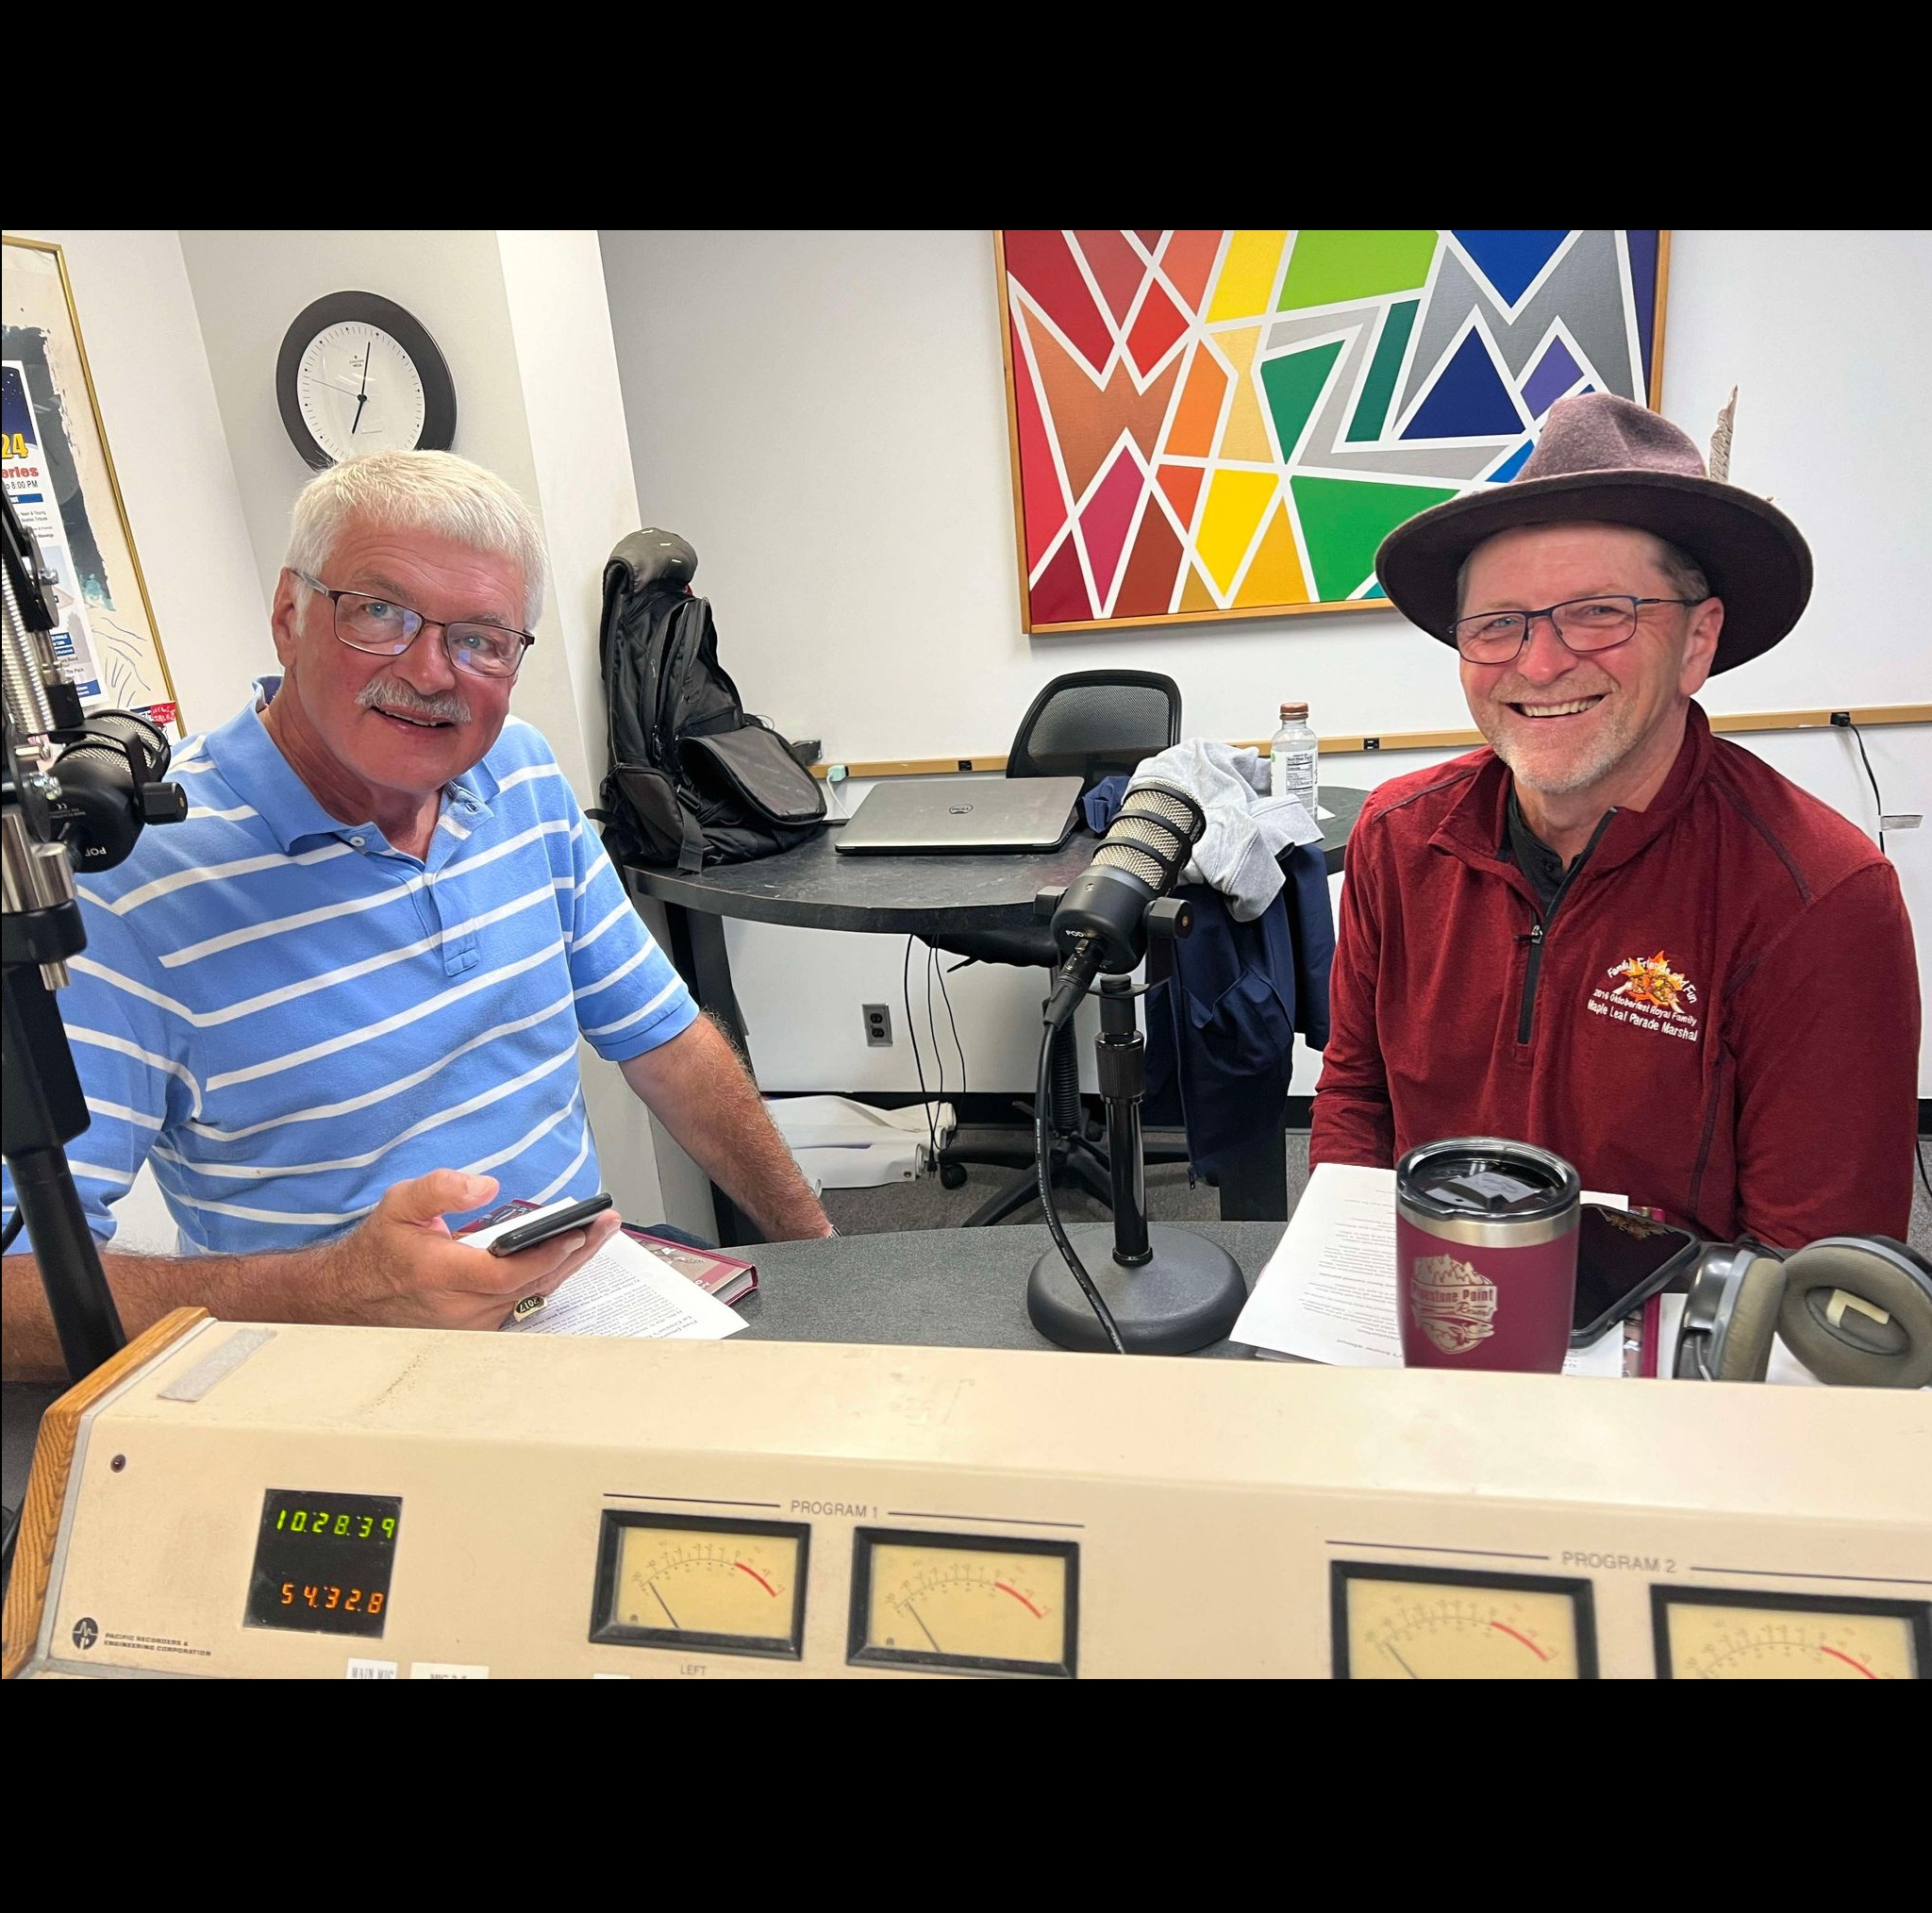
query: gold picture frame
[{"left": 3, "top": 232, "right": 182, "bottom": 730}]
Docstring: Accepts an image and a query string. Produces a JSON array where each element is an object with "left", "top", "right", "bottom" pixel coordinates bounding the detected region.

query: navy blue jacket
[{"left": 1084, "top": 779, "right": 1334, "bottom": 1174}]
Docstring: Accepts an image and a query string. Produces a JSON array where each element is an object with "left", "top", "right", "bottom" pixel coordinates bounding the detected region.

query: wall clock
[{"left": 275, "top": 291, "right": 458, "bottom": 470}]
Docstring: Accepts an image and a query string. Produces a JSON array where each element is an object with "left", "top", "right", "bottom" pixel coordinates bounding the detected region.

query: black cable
[
  {"left": 1917, "top": 1135, "right": 1931, "bottom": 1205},
  {"left": 1035, "top": 1017, "right": 1125, "bottom": 1354},
  {"left": 903, "top": 936, "right": 938, "bottom": 1172},
  {"left": 0, "top": 1208, "right": 22, "bottom": 1255},
  {"left": 936, "top": 948, "right": 967, "bottom": 1106},
  {"left": 925, "top": 942, "right": 945, "bottom": 1160},
  {"left": 1843, "top": 719, "right": 1888, "bottom": 855}
]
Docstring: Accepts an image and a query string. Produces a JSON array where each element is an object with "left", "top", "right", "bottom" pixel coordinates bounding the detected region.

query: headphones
[{"left": 1674, "top": 1236, "right": 1932, "bottom": 1389}]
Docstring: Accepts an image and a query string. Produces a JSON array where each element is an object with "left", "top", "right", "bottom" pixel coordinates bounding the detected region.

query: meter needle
[
  {"left": 907, "top": 1601, "right": 943, "bottom": 1655},
  {"left": 1385, "top": 1644, "right": 1421, "bottom": 1678},
  {"left": 648, "top": 1582, "right": 680, "bottom": 1629}
]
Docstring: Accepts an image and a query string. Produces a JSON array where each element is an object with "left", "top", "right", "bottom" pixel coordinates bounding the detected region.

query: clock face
[
  {"left": 276, "top": 291, "right": 457, "bottom": 470},
  {"left": 296, "top": 324, "right": 428, "bottom": 462}
]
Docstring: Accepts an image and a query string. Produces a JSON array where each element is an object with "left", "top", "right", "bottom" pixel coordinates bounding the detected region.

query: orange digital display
[{"left": 246, "top": 1489, "right": 402, "bottom": 1638}]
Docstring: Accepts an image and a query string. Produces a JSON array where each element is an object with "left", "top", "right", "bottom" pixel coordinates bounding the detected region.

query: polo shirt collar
[{"left": 209, "top": 676, "right": 499, "bottom": 853}]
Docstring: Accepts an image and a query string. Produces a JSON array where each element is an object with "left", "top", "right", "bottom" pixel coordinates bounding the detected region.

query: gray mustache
[{"left": 358, "top": 678, "right": 473, "bottom": 725}]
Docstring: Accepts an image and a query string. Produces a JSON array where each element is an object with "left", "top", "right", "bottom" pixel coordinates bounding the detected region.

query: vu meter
[
  {"left": 1653, "top": 1588, "right": 1929, "bottom": 1680},
  {"left": 590, "top": 1512, "right": 808, "bottom": 1659},
  {"left": 1332, "top": 1563, "right": 1598, "bottom": 1678},
  {"left": 849, "top": 1529, "right": 1078, "bottom": 1677}
]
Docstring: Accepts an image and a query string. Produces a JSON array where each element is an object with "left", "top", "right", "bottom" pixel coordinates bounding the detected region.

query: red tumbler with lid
[{"left": 1394, "top": 1139, "right": 1582, "bottom": 1373}]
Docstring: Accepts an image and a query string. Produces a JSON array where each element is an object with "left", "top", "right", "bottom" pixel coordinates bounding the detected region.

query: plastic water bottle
[{"left": 1270, "top": 702, "right": 1319, "bottom": 815}]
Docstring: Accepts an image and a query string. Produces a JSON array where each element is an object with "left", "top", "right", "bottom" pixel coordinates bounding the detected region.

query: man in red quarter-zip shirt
[{"left": 1310, "top": 395, "right": 1918, "bottom": 1247}]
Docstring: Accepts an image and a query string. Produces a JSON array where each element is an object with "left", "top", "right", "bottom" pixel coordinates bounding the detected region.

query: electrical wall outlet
[{"left": 863, "top": 1004, "right": 892, "bottom": 1047}]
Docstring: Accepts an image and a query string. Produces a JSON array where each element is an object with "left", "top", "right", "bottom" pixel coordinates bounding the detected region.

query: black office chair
[{"left": 928, "top": 670, "right": 1184, "bottom": 1227}]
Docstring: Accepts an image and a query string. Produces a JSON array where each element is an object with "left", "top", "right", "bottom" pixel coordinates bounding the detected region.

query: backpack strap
[{"left": 674, "top": 800, "right": 707, "bottom": 873}]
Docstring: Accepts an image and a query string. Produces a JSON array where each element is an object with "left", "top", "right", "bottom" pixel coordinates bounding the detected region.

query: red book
[{"left": 462, "top": 1201, "right": 758, "bottom": 1307}]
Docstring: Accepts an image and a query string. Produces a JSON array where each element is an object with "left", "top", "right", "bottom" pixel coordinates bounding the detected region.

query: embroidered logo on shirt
[
  {"left": 1409, "top": 1253, "right": 1498, "bottom": 1355},
  {"left": 1587, "top": 951, "right": 1701, "bottom": 1042}
]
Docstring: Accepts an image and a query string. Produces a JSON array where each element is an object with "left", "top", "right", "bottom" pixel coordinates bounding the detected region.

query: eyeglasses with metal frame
[
  {"left": 295, "top": 573, "right": 535, "bottom": 680},
  {"left": 1450, "top": 594, "right": 1707, "bottom": 664}
]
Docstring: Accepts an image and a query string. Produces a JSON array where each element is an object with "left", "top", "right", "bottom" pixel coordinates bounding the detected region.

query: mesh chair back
[{"left": 1006, "top": 671, "right": 1182, "bottom": 790}]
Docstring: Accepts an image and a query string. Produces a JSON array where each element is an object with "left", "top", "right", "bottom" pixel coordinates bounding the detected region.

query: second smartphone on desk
[{"left": 1573, "top": 1205, "right": 1701, "bottom": 1345}]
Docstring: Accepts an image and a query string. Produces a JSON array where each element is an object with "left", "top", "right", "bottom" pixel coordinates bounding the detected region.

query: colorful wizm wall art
[{"left": 999, "top": 230, "right": 1669, "bottom": 633}]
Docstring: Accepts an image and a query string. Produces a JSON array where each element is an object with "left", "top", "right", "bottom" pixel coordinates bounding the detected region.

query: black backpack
[{"left": 594, "top": 530, "right": 824, "bottom": 872}]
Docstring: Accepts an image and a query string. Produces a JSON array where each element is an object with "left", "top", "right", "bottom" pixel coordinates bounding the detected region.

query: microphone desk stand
[{"left": 1026, "top": 975, "right": 1248, "bottom": 1355}]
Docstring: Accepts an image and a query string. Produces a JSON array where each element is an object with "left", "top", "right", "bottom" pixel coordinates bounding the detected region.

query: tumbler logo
[{"left": 1409, "top": 1253, "right": 1498, "bottom": 1355}]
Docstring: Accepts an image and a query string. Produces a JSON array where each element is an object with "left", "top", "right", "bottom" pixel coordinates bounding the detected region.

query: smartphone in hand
[{"left": 484, "top": 1193, "right": 614, "bottom": 1258}]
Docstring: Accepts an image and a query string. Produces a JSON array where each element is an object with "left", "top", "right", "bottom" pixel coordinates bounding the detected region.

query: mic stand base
[{"left": 1027, "top": 1223, "right": 1246, "bottom": 1356}]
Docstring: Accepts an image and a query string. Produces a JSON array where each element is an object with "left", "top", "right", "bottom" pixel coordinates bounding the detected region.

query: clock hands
[{"left": 351, "top": 330, "right": 374, "bottom": 436}]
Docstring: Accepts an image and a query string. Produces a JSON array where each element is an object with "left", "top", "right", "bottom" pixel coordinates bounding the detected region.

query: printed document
[
  {"left": 1231, "top": 1163, "right": 1627, "bottom": 1379},
  {"left": 462, "top": 1202, "right": 747, "bottom": 1341}
]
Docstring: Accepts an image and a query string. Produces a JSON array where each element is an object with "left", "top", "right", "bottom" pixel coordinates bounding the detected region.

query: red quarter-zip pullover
[{"left": 1311, "top": 705, "right": 1919, "bottom": 1246}]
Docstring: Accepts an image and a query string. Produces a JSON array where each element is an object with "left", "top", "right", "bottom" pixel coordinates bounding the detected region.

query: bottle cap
[{"left": 1280, "top": 702, "right": 1308, "bottom": 720}]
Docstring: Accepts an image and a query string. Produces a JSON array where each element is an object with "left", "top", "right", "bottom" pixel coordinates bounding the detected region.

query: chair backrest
[{"left": 1006, "top": 670, "right": 1182, "bottom": 791}]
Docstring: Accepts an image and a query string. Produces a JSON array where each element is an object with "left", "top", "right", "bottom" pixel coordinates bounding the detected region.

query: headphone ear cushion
[
  {"left": 1712, "top": 1256, "right": 1785, "bottom": 1382},
  {"left": 1777, "top": 1240, "right": 1932, "bottom": 1389}
]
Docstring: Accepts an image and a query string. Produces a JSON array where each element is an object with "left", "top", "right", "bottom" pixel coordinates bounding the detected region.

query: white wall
[
  {"left": 601, "top": 228, "right": 1931, "bottom": 1095},
  {"left": 175, "top": 227, "right": 595, "bottom": 804},
  {"left": 5, "top": 229, "right": 269, "bottom": 1250},
  {"left": 27, "top": 225, "right": 719, "bottom": 1232},
  {"left": 6, "top": 228, "right": 269, "bottom": 733},
  {"left": 495, "top": 229, "right": 707, "bottom": 1229}
]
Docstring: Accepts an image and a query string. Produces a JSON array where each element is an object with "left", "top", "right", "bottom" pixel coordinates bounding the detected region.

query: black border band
[
  {"left": 1330, "top": 1559, "right": 1600, "bottom": 1678},
  {"left": 588, "top": 1508, "right": 810, "bottom": 1661},
  {"left": 848, "top": 1526, "right": 1079, "bottom": 1678},
  {"left": 1650, "top": 1584, "right": 1930, "bottom": 1680},
  {"left": 275, "top": 291, "right": 458, "bottom": 470}
]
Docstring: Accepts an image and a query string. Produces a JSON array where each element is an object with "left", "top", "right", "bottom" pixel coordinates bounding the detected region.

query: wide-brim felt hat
[{"left": 1374, "top": 392, "right": 1812, "bottom": 674}]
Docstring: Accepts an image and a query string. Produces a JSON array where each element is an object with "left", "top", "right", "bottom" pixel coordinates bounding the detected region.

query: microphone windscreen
[{"left": 1093, "top": 781, "right": 1203, "bottom": 890}]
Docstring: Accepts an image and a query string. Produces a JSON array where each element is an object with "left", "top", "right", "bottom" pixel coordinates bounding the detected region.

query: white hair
[{"left": 285, "top": 450, "right": 547, "bottom": 625}]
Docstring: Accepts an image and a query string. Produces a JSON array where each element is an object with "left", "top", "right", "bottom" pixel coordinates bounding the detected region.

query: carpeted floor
[{"left": 824, "top": 1129, "right": 1932, "bottom": 1257}]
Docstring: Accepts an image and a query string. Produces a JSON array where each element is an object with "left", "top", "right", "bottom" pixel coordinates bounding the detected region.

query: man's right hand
[{"left": 323, "top": 1171, "right": 622, "bottom": 1331}]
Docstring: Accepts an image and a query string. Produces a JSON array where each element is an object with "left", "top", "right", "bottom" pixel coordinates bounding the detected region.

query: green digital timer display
[{"left": 245, "top": 1489, "right": 403, "bottom": 1638}]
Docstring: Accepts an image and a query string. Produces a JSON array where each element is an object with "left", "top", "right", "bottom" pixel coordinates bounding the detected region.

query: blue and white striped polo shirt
[{"left": 0, "top": 678, "right": 697, "bottom": 1255}]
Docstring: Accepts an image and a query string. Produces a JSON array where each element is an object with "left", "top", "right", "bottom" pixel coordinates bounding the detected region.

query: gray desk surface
[
  {"left": 0, "top": 1224, "right": 1288, "bottom": 1518},
  {"left": 735, "top": 1222, "right": 1284, "bottom": 1355},
  {"left": 627, "top": 787, "right": 1366, "bottom": 933}
]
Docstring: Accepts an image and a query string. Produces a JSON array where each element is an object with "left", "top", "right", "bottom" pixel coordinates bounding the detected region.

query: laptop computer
[{"left": 834, "top": 775, "right": 1085, "bottom": 855}]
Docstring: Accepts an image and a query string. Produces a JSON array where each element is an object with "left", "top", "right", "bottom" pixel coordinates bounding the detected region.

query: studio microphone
[
  {"left": 1041, "top": 779, "right": 1205, "bottom": 1029},
  {"left": 46, "top": 711, "right": 189, "bottom": 873}
]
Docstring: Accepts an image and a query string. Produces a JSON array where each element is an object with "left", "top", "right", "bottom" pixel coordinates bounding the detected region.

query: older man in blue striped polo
[{"left": 2, "top": 453, "right": 829, "bottom": 1379}]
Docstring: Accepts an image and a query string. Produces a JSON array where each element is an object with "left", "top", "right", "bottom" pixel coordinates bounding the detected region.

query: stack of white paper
[
  {"left": 462, "top": 1204, "right": 747, "bottom": 1341},
  {"left": 1231, "top": 1162, "right": 1628, "bottom": 1379}
]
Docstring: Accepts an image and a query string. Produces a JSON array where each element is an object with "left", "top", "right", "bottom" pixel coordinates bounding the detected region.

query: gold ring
[{"left": 508, "top": 1293, "right": 547, "bottom": 1322}]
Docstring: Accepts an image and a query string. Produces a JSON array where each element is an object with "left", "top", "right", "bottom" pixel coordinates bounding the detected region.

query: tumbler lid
[{"left": 1396, "top": 1137, "right": 1580, "bottom": 1223}]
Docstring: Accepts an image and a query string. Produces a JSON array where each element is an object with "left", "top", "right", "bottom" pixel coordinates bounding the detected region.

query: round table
[
  {"left": 625, "top": 789, "right": 1367, "bottom": 1242},
  {"left": 629, "top": 786, "right": 1365, "bottom": 931}
]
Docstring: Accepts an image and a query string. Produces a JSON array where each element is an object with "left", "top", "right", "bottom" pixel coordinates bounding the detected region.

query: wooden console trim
[{"left": 3, "top": 1308, "right": 209, "bottom": 1679}]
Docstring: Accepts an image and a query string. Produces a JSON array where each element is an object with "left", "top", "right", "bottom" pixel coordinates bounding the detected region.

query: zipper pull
[{"left": 1516, "top": 922, "right": 1544, "bottom": 947}]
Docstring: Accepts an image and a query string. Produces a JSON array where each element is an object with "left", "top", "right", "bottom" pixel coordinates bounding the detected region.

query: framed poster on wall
[
  {"left": 998, "top": 229, "right": 1670, "bottom": 635},
  {"left": 2, "top": 232, "right": 182, "bottom": 732}
]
